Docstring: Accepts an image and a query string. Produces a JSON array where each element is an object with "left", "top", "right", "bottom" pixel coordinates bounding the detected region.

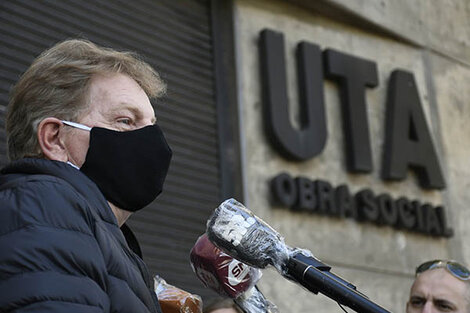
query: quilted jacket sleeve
[{"left": 0, "top": 177, "right": 110, "bottom": 312}]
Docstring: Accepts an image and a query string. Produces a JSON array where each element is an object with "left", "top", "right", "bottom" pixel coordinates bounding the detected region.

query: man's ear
[{"left": 37, "top": 117, "right": 68, "bottom": 161}]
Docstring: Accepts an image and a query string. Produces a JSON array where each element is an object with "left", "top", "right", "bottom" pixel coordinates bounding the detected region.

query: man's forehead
[
  {"left": 411, "top": 268, "right": 468, "bottom": 301},
  {"left": 86, "top": 73, "right": 155, "bottom": 120}
]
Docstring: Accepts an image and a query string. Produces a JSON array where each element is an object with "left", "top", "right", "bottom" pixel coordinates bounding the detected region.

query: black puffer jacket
[{"left": 0, "top": 158, "right": 162, "bottom": 313}]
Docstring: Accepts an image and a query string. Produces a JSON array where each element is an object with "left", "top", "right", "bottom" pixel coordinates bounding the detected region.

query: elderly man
[
  {"left": 0, "top": 40, "right": 172, "bottom": 312},
  {"left": 407, "top": 260, "right": 470, "bottom": 313}
]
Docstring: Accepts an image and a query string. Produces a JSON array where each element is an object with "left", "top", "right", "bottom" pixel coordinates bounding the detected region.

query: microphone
[
  {"left": 206, "top": 198, "right": 289, "bottom": 272},
  {"left": 206, "top": 199, "right": 391, "bottom": 313},
  {"left": 190, "top": 234, "right": 279, "bottom": 313}
]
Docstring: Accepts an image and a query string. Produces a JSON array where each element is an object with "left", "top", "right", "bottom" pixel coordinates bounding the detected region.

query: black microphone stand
[{"left": 287, "top": 254, "right": 391, "bottom": 313}]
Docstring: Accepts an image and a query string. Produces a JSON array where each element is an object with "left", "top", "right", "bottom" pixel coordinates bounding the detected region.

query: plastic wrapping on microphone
[
  {"left": 234, "top": 286, "right": 280, "bottom": 313},
  {"left": 154, "top": 275, "right": 203, "bottom": 313},
  {"left": 190, "top": 234, "right": 262, "bottom": 299},
  {"left": 206, "top": 198, "right": 313, "bottom": 276}
]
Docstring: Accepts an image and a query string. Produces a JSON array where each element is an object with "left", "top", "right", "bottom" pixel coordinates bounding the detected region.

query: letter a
[{"left": 382, "top": 70, "right": 445, "bottom": 189}]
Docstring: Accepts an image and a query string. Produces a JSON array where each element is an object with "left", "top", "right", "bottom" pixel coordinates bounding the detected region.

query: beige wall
[
  {"left": 233, "top": 0, "right": 470, "bottom": 312},
  {"left": 305, "top": 0, "right": 470, "bottom": 65}
]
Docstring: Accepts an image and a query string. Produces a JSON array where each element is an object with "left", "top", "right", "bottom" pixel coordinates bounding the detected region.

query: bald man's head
[{"left": 407, "top": 268, "right": 470, "bottom": 313}]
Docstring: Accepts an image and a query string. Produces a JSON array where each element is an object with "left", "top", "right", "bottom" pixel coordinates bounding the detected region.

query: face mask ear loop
[
  {"left": 61, "top": 120, "right": 92, "bottom": 131},
  {"left": 61, "top": 120, "right": 91, "bottom": 170},
  {"left": 66, "top": 161, "right": 80, "bottom": 170}
]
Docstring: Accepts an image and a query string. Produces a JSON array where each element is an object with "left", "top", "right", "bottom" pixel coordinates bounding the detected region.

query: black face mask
[{"left": 62, "top": 121, "right": 172, "bottom": 212}]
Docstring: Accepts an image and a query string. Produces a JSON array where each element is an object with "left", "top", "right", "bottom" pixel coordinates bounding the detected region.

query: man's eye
[
  {"left": 435, "top": 301, "right": 456, "bottom": 312},
  {"left": 410, "top": 298, "right": 425, "bottom": 307},
  {"left": 118, "top": 118, "right": 132, "bottom": 125}
]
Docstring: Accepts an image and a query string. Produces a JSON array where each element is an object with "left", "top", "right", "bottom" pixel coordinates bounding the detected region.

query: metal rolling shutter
[{"left": 0, "top": 0, "right": 235, "bottom": 298}]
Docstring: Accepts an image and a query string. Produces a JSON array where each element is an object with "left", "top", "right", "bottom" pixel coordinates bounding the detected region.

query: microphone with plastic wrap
[
  {"left": 190, "top": 233, "right": 279, "bottom": 313},
  {"left": 206, "top": 199, "right": 391, "bottom": 313}
]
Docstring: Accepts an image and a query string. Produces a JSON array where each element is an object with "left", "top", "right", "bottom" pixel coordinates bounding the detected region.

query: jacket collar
[{"left": 0, "top": 158, "right": 118, "bottom": 225}]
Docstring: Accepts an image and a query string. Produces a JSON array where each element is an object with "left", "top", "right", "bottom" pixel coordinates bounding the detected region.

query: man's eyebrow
[
  {"left": 113, "top": 105, "right": 151, "bottom": 120},
  {"left": 409, "top": 295, "right": 425, "bottom": 301},
  {"left": 109, "top": 104, "right": 157, "bottom": 124},
  {"left": 110, "top": 105, "right": 138, "bottom": 115},
  {"left": 434, "top": 298, "right": 458, "bottom": 310}
]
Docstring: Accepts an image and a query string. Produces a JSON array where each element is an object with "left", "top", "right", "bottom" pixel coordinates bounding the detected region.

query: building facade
[
  {"left": 1, "top": 0, "right": 469, "bottom": 312},
  {"left": 235, "top": 1, "right": 470, "bottom": 312}
]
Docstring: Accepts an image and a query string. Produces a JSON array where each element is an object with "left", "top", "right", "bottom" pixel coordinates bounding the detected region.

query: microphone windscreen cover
[{"left": 206, "top": 198, "right": 290, "bottom": 270}]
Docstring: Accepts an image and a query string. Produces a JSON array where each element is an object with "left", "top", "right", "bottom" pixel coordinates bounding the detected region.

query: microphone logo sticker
[
  {"left": 228, "top": 260, "right": 250, "bottom": 286},
  {"left": 222, "top": 214, "right": 256, "bottom": 246}
]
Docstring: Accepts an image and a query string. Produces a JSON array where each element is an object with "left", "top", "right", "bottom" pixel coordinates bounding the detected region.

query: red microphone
[
  {"left": 190, "top": 233, "right": 260, "bottom": 299},
  {"left": 190, "top": 234, "right": 279, "bottom": 313}
]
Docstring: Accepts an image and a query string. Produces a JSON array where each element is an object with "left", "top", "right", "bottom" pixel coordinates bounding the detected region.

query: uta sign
[{"left": 259, "top": 29, "right": 451, "bottom": 236}]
